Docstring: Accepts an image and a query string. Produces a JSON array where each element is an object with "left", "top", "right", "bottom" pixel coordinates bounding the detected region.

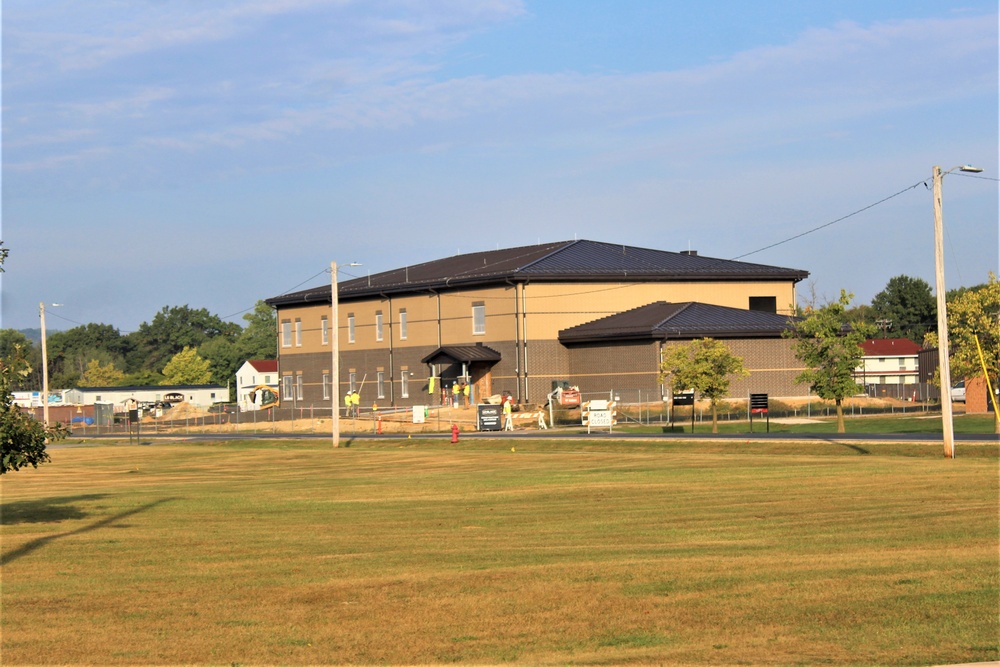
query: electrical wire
[
  {"left": 733, "top": 171, "right": 997, "bottom": 262},
  {"left": 731, "top": 180, "right": 925, "bottom": 260}
]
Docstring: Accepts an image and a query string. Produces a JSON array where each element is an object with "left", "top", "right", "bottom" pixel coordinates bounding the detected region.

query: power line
[{"left": 731, "top": 180, "right": 925, "bottom": 261}]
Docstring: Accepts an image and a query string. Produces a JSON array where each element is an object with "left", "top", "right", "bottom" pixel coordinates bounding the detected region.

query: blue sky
[{"left": 3, "top": 0, "right": 997, "bottom": 333}]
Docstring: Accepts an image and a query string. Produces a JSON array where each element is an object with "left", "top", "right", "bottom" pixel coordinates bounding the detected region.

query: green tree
[
  {"left": 0, "top": 245, "right": 66, "bottom": 474},
  {"left": 659, "top": 338, "right": 749, "bottom": 433},
  {"left": 0, "top": 345, "right": 67, "bottom": 474},
  {"left": 236, "top": 301, "right": 278, "bottom": 361},
  {"left": 47, "top": 323, "right": 131, "bottom": 388},
  {"left": 199, "top": 336, "right": 242, "bottom": 400},
  {"left": 160, "top": 346, "right": 212, "bottom": 385},
  {"left": 127, "top": 306, "right": 241, "bottom": 374},
  {"left": 870, "top": 275, "right": 936, "bottom": 343},
  {"left": 784, "top": 290, "right": 875, "bottom": 433},
  {"left": 943, "top": 274, "right": 999, "bottom": 433},
  {"left": 0, "top": 330, "right": 38, "bottom": 391},
  {"left": 79, "top": 359, "right": 126, "bottom": 387}
]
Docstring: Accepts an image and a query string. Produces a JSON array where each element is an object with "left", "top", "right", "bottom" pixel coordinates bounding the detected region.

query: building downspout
[
  {"left": 521, "top": 281, "right": 529, "bottom": 402},
  {"left": 383, "top": 293, "right": 394, "bottom": 406},
  {"left": 506, "top": 279, "right": 522, "bottom": 402}
]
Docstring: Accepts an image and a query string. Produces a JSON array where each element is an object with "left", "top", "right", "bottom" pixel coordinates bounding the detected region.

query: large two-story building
[{"left": 265, "top": 239, "right": 811, "bottom": 410}]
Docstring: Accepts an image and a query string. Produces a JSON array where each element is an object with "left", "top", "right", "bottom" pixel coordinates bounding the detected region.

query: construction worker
[
  {"left": 503, "top": 398, "right": 514, "bottom": 431},
  {"left": 462, "top": 381, "right": 470, "bottom": 408},
  {"left": 350, "top": 390, "right": 361, "bottom": 418},
  {"left": 344, "top": 392, "right": 352, "bottom": 418},
  {"left": 452, "top": 382, "right": 460, "bottom": 408}
]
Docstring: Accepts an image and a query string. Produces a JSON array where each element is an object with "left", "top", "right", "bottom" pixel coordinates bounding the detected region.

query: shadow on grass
[
  {"left": 830, "top": 441, "right": 870, "bottom": 455},
  {"left": 1, "top": 497, "right": 178, "bottom": 566},
  {"left": 1, "top": 494, "right": 109, "bottom": 525}
]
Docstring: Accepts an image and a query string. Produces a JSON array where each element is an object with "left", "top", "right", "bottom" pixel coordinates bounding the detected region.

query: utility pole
[
  {"left": 933, "top": 164, "right": 983, "bottom": 459},
  {"left": 331, "top": 261, "right": 361, "bottom": 448},
  {"left": 40, "top": 302, "right": 50, "bottom": 426},
  {"left": 331, "top": 262, "right": 340, "bottom": 448}
]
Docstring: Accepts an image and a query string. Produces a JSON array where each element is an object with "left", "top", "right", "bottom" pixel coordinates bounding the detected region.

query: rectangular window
[
  {"left": 399, "top": 309, "right": 407, "bottom": 340},
  {"left": 321, "top": 316, "right": 329, "bottom": 345},
  {"left": 401, "top": 370, "right": 410, "bottom": 398},
  {"left": 322, "top": 373, "right": 330, "bottom": 400},
  {"left": 296, "top": 374, "right": 303, "bottom": 400},
  {"left": 294, "top": 319, "right": 302, "bottom": 347},
  {"left": 281, "top": 321, "right": 292, "bottom": 348},
  {"left": 376, "top": 311, "right": 384, "bottom": 342},
  {"left": 748, "top": 296, "right": 777, "bottom": 314},
  {"left": 348, "top": 314, "right": 355, "bottom": 344},
  {"left": 349, "top": 372, "right": 357, "bottom": 394},
  {"left": 282, "top": 376, "right": 293, "bottom": 400},
  {"left": 377, "top": 371, "right": 385, "bottom": 399},
  {"left": 472, "top": 303, "right": 486, "bottom": 335}
]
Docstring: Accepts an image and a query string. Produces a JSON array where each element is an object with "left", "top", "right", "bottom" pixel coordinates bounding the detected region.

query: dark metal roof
[
  {"left": 265, "top": 240, "right": 809, "bottom": 307},
  {"left": 559, "top": 301, "right": 799, "bottom": 343},
  {"left": 420, "top": 345, "right": 503, "bottom": 365}
]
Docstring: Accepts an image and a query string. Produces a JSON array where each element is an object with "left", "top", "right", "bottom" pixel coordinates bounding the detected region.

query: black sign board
[
  {"left": 477, "top": 404, "right": 502, "bottom": 431},
  {"left": 750, "top": 393, "right": 769, "bottom": 413},
  {"left": 672, "top": 392, "right": 695, "bottom": 406},
  {"left": 749, "top": 394, "right": 770, "bottom": 433}
]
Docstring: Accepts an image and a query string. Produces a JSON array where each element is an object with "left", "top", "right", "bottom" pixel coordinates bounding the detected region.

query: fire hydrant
[{"left": 451, "top": 423, "right": 459, "bottom": 443}]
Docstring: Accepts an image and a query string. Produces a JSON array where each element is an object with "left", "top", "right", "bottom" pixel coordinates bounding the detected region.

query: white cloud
[{"left": 6, "top": 10, "right": 993, "bottom": 179}]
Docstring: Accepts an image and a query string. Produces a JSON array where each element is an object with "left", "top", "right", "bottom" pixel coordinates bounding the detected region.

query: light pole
[
  {"left": 331, "top": 261, "right": 360, "bottom": 448},
  {"left": 933, "top": 164, "right": 982, "bottom": 459},
  {"left": 39, "top": 302, "right": 63, "bottom": 426}
]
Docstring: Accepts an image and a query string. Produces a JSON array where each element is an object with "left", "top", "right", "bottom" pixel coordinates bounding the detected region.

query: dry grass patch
[{"left": 2, "top": 439, "right": 997, "bottom": 665}]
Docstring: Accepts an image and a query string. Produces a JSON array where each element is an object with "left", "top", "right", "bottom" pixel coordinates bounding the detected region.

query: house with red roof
[
  {"left": 236, "top": 359, "right": 279, "bottom": 411},
  {"left": 856, "top": 338, "right": 923, "bottom": 399}
]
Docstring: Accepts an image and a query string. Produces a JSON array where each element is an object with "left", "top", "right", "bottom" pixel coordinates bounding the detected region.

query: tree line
[{"left": 0, "top": 302, "right": 277, "bottom": 398}]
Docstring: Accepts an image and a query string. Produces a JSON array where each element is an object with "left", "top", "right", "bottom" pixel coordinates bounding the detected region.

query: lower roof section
[{"left": 559, "top": 301, "right": 798, "bottom": 343}]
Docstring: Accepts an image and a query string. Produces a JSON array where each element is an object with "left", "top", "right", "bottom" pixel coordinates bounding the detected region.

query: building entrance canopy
[{"left": 421, "top": 345, "right": 502, "bottom": 366}]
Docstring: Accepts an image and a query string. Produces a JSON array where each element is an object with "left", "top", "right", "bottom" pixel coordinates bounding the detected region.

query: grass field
[{"left": 2, "top": 437, "right": 997, "bottom": 665}]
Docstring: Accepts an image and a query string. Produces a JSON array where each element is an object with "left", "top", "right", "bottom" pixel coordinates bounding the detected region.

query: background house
[
  {"left": 856, "top": 338, "right": 923, "bottom": 400},
  {"left": 236, "top": 360, "right": 279, "bottom": 411},
  {"left": 65, "top": 385, "right": 228, "bottom": 410}
]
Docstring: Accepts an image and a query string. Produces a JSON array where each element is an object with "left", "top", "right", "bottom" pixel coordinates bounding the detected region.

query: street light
[
  {"left": 39, "top": 302, "right": 63, "bottom": 426},
  {"left": 331, "top": 261, "right": 361, "bottom": 448},
  {"left": 933, "top": 164, "right": 982, "bottom": 459}
]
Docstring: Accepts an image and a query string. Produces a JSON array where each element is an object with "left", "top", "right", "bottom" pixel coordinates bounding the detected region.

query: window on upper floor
[
  {"left": 294, "top": 319, "right": 302, "bottom": 347},
  {"left": 472, "top": 303, "right": 486, "bottom": 335},
  {"left": 321, "top": 316, "right": 329, "bottom": 345},
  {"left": 748, "top": 296, "right": 777, "bottom": 314},
  {"left": 376, "top": 311, "right": 384, "bottom": 342},
  {"left": 281, "top": 321, "right": 292, "bottom": 348},
  {"left": 348, "top": 314, "right": 355, "bottom": 344},
  {"left": 399, "top": 309, "right": 407, "bottom": 340}
]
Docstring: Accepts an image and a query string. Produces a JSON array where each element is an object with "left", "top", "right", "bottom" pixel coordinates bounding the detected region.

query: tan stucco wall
[{"left": 272, "top": 277, "right": 803, "bottom": 406}]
